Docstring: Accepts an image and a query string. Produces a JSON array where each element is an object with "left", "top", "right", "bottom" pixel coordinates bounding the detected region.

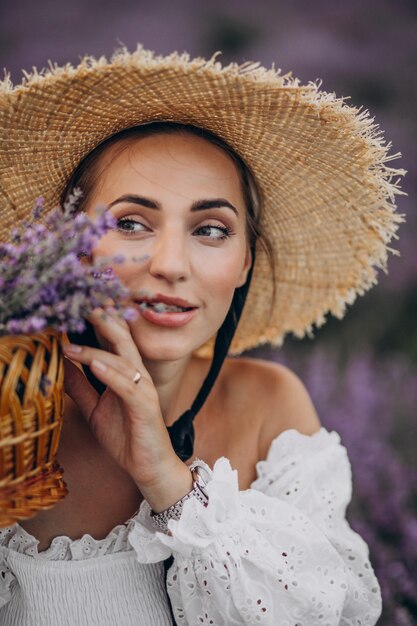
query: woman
[{"left": 0, "top": 45, "right": 405, "bottom": 625}]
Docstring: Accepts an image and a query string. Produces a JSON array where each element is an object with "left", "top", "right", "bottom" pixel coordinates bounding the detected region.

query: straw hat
[{"left": 0, "top": 45, "right": 406, "bottom": 355}]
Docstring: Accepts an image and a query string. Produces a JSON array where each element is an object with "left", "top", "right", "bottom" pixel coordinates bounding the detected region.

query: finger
[
  {"left": 63, "top": 356, "right": 100, "bottom": 423},
  {"left": 88, "top": 307, "right": 143, "bottom": 367},
  {"left": 89, "top": 358, "right": 153, "bottom": 414},
  {"left": 62, "top": 343, "right": 148, "bottom": 382},
  {"left": 87, "top": 306, "right": 129, "bottom": 332}
]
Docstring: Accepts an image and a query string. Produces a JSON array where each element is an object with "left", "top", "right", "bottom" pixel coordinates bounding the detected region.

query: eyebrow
[{"left": 108, "top": 194, "right": 238, "bottom": 216}]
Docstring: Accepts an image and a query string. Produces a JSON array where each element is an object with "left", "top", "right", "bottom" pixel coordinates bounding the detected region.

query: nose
[{"left": 148, "top": 229, "right": 191, "bottom": 283}]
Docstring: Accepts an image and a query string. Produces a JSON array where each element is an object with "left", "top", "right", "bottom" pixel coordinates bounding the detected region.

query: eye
[
  {"left": 117, "top": 218, "right": 149, "bottom": 236},
  {"left": 194, "top": 224, "right": 233, "bottom": 240}
]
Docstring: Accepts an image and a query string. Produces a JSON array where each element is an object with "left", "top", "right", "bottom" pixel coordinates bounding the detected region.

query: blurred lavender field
[{"left": 1, "top": 0, "right": 415, "bottom": 622}]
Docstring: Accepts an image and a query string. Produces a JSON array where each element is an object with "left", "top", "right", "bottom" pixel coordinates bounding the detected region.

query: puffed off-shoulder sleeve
[{"left": 128, "top": 428, "right": 382, "bottom": 625}]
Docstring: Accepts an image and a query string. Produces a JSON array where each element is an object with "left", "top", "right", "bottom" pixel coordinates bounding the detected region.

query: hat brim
[{"left": 0, "top": 46, "right": 406, "bottom": 354}]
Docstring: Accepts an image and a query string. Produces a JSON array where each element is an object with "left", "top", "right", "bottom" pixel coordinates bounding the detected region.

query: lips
[
  {"left": 135, "top": 301, "right": 199, "bottom": 328},
  {"left": 134, "top": 293, "right": 198, "bottom": 310},
  {"left": 133, "top": 292, "right": 199, "bottom": 327}
]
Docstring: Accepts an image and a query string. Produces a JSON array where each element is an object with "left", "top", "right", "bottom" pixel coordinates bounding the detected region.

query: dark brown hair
[{"left": 61, "top": 122, "right": 276, "bottom": 305}]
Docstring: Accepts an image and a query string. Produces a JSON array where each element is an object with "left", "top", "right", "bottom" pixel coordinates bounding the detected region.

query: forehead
[{"left": 91, "top": 132, "right": 245, "bottom": 203}]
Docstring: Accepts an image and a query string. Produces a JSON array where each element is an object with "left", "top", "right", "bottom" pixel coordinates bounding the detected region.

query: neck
[{"left": 143, "top": 354, "right": 197, "bottom": 427}]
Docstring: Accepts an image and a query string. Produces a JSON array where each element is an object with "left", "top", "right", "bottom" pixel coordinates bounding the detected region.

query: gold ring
[{"left": 132, "top": 370, "right": 142, "bottom": 384}]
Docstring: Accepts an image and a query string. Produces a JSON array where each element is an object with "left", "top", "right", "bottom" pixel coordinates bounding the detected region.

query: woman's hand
[{"left": 62, "top": 306, "right": 193, "bottom": 512}]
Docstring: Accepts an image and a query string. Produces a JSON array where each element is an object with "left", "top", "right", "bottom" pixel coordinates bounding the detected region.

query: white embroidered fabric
[
  {"left": 0, "top": 428, "right": 382, "bottom": 625},
  {"left": 0, "top": 560, "right": 14, "bottom": 608},
  {"left": 128, "top": 428, "right": 382, "bottom": 626},
  {"left": 0, "top": 519, "right": 134, "bottom": 561},
  {"left": 0, "top": 514, "right": 136, "bottom": 608}
]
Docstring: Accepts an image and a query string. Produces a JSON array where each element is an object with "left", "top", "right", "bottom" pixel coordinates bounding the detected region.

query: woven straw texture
[
  {"left": 0, "top": 45, "right": 406, "bottom": 354},
  {"left": 0, "top": 329, "right": 67, "bottom": 526}
]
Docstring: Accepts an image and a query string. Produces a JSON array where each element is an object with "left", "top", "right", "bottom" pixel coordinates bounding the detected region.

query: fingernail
[
  {"left": 91, "top": 359, "right": 107, "bottom": 372},
  {"left": 63, "top": 343, "right": 82, "bottom": 354}
]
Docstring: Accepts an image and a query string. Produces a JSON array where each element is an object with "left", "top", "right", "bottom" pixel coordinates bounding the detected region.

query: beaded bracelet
[{"left": 150, "top": 459, "right": 212, "bottom": 533}]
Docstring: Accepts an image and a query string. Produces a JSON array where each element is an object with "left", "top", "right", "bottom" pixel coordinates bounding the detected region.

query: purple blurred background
[{"left": 1, "top": 0, "right": 416, "bottom": 622}]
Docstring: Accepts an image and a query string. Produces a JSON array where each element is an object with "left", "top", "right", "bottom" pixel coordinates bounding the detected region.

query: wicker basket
[{"left": 0, "top": 328, "right": 68, "bottom": 527}]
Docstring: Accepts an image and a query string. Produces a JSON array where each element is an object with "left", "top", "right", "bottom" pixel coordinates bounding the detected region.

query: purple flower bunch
[{"left": 0, "top": 190, "right": 143, "bottom": 336}]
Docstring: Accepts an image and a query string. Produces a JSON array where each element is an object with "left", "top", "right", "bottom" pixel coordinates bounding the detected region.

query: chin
[
  {"left": 129, "top": 316, "right": 220, "bottom": 363},
  {"left": 133, "top": 333, "right": 203, "bottom": 363}
]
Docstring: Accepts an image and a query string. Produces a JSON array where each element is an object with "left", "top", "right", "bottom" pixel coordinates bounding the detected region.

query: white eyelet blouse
[{"left": 0, "top": 428, "right": 382, "bottom": 625}]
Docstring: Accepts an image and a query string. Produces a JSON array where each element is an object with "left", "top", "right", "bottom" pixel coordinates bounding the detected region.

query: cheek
[
  {"left": 91, "top": 233, "right": 124, "bottom": 258},
  {"left": 91, "top": 237, "right": 143, "bottom": 281},
  {"left": 196, "top": 249, "right": 246, "bottom": 304}
]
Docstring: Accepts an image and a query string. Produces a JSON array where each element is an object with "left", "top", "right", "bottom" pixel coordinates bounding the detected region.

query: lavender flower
[{"left": 0, "top": 191, "right": 146, "bottom": 336}]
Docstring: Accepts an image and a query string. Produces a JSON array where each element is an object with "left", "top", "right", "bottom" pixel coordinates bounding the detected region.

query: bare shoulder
[{"left": 224, "top": 357, "right": 321, "bottom": 461}]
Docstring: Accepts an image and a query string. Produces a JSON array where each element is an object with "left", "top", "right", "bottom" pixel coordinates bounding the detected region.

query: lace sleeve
[
  {"left": 0, "top": 548, "right": 15, "bottom": 608},
  {"left": 128, "top": 428, "right": 382, "bottom": 626}
]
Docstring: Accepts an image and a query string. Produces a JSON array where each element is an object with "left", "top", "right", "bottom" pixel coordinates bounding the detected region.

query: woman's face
[{"left": 84, "top": 132, "right": 252, "bottom": 362}]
